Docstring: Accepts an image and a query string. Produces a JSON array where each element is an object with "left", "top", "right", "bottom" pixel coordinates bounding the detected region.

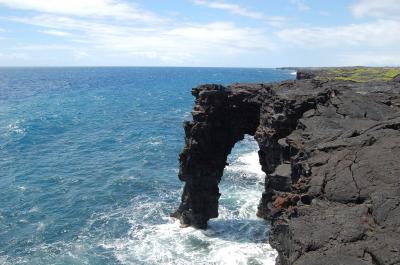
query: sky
[{"left": 0, "top": 0, "right": 399, "bottom": 67}]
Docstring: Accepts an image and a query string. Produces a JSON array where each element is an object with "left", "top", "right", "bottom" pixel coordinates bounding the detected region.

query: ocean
[{"left": 0, "top": 67, "right": 295, "bottom": 265}]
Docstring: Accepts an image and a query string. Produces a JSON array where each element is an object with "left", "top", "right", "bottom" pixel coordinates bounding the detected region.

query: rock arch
[
  {"left": 171, "top": 82, "right": 331, "bottom": 229},
  {"left": 170, "top": 84, "right": 267, "bottom": 228}
]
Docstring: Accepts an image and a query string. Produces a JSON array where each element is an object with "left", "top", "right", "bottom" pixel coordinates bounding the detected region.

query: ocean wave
[{"left": 103, "top": 218, "right": 276, "bottom": 265}]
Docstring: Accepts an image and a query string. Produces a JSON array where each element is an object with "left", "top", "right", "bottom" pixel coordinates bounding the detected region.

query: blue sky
[{"left": 0, "top": 0, "right": 399, "bottom": 67}]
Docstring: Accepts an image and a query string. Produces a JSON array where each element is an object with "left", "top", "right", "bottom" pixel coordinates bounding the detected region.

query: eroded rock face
[{"left": 173, "top": 79, "right": 400, "bottom": 264}]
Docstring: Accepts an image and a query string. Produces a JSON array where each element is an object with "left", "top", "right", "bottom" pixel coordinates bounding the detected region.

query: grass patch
[{"left": 311, "top": 67, "right": 400, "bottom": 82}]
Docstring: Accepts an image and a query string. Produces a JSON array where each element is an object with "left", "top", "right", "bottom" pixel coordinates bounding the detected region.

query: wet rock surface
[{"left": 173, "top": 79, "right": 400, "bottom": 264}]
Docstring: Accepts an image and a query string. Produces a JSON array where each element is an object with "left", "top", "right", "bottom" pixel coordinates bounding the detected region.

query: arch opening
[
  {"left": 186, "top": 135, "right": 278, "bottom": 263},
  {"left": 217, "top": 135, "right": 265, "bottom": 224}
]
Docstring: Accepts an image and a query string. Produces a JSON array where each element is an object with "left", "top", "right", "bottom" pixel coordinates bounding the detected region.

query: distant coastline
[{"left": 279, "top": 66, "right": 400, "bottom": 82}]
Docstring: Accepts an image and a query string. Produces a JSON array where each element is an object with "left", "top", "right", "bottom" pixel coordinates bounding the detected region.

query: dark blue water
[{"left": 0, "top": 67, "right": 295, "bottom": 265}]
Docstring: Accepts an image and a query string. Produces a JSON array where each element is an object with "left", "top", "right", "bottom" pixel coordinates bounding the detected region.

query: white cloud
[
  {"left": 72, "top": 50, "right": 90, "bottom": 60},
  {"left": 193, "top": 0, "right": 263, "bottom": 19},
  {"left": 14, "top": 44, "right": 84, "bottom": 51},
  {"left": 350, "top": 0, "right": 400, "bottom": 19},
  {"left": 0, "top": 0, "right": 162, "bottom": 22},
  {"left": 98, "top": 21, "right": 276, "bottom": 59},
  {"left": 276, "top": 0, "right": 400, "bottom": 66},
  {"left": 277, "top": 19, "right": 400, "bottom": 47},
  {"left": 40, "top": 29, "right": 71, "bottom": 37},
  {"left": 192, "top": 0, "right": 288, "bottom": 27},
  {"left": 6, "top": 14, "right": 276, "bottom": 64},
  {"left": 339, "top": 52, "right": 400, "bottom": 66},
  {"left": 0, "top": 27, "right": 5, "bottom": 39},
  {"left": 10, "top": 44, "right": 91, "bottom": 62},
  {"left": 289, "top": 0, "right": 310, "bottom": 11},
  {"left": 0, "top": 52, "right": 27, "bottom": 60}
]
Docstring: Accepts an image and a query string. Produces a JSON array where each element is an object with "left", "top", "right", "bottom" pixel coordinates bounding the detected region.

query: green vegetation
[{"left": 312, "top": 67, "right": 400, "bottom": 83}]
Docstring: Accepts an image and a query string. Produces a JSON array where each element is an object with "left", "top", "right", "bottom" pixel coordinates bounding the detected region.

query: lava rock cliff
[{"left": 172, "top": 78, "right": 400, "bottom": 265}]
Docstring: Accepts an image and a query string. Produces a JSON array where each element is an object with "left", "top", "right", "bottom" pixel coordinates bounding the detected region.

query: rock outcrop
[
  {"left": 296, "top": 71, "right": 316, "bottom": 80},
  {"left": 172, "top": 79, "right": 400, "bottom": 265}
]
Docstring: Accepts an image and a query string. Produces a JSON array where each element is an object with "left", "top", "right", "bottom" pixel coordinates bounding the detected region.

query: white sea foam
[
  {"left": 103, "top": 217, "right": 276, "bottom": 265},
  {"left": 290, "top": 71, "right": 297, "bottom": 76},
  {"left": 0, "top": 256, "right": 8, "bottom": 264},
  {"left": 6, "top": 120, "right": 25, "bottom": 135},
  {"left": 183, "top": 111, "right": 192, "bottom": 121},
  {"left": 29, "top": 206, "right": 40, "bottom": 213},
  {"left": 103, "top": 136, "right": 277, "bottom": 264},
  {"left": 17, "top": 186, "right": 27, "bottom": 192},
  {"left": 148, "top": 136, "right": 164, "bottom": 146},
  {"left": 36, "top": 222, "right": 46, "bottom": 231},
  {"left": 226, "top": 151, "right": 264, "bottom": 177}
]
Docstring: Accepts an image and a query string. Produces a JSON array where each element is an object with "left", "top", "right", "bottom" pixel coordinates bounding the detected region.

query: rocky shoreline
[{"left": 172, "top": 74, "right": 400, "bottom": 265}]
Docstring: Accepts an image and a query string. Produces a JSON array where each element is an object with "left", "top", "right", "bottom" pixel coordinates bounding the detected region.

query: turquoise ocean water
[{"left": 0, "top": 67, "right": 294, "bottom": 265}]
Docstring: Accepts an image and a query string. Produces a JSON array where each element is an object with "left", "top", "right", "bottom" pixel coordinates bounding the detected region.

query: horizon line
[{"left": 0, "top": 65, "right": 399, "bottom": 69}]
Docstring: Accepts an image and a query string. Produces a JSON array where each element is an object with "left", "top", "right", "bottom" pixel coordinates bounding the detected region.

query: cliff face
[{"left": 172, "top": 79, "right": 400, "bottom": 265}]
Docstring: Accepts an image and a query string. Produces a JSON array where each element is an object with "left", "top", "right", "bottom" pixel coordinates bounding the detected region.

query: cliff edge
[{"left": 172, "top": 78, "right": 400, "bottom": 265}]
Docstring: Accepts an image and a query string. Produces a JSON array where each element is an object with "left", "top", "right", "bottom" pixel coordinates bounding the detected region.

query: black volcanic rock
[
  {"left": 394, "top": 74, "right": 400, "bottom": 82},
  {"left": 296, "top": 71, "right": 315, "bottom": 80},
  {"left": 173, "top": 79, "right": 400, "bottom": 264}
]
